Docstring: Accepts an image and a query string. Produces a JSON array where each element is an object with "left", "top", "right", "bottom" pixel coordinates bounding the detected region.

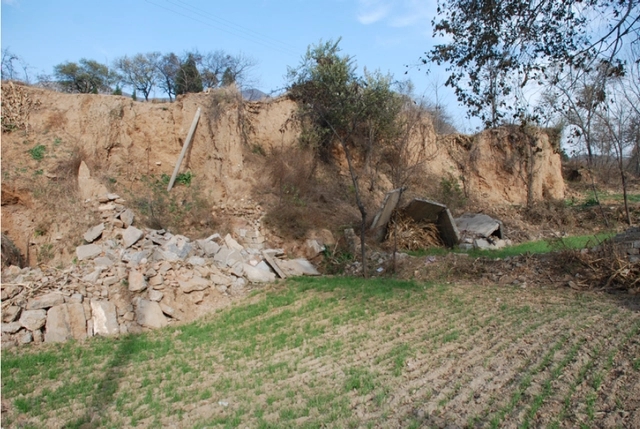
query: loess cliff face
[{"left": 1, "top": 82, "right": 564, "bottom": 265}]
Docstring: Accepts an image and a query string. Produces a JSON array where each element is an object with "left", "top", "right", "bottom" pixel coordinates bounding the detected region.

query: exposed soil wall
[{"left": 1, "top": 82, "right": 565, "bottom": 266}]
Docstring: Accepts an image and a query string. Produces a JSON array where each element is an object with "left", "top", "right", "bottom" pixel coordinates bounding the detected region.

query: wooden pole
[{"left": 167, "top": 107, "right": 201, "bottom": 191}]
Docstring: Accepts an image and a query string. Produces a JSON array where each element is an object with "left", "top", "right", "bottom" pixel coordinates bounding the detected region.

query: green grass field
[
  {"left": 2, "top": 277, "right": 639, "bottom": 428},
  {"left": 410, "top": 232, "right": 614, "bottom": 260}
]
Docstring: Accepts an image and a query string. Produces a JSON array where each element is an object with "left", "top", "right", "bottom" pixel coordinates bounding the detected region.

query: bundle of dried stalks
[
  {"left": 1, "top": 82, "right": 41, "bottom": 133},
  {"left": 567, "top": 242, "right": 639, "bottom": 292},
  {"left": 386, "top": 213, "right": 443, "bottom": 251}
]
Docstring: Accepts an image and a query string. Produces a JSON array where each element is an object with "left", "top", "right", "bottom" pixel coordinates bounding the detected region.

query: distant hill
[{"left": 241, "top": 88, "right": 268, "bottom": 101}]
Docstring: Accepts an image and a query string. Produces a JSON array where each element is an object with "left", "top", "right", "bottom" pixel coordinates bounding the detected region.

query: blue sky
[{"left": 1, "top": 0, "right": 477, "bottom": 130}]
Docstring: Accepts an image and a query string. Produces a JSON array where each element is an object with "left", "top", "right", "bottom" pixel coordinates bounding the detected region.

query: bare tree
[
  {"left": 2, "top": 48, "right": 32, "bottom": 83},
  {"left": 155, "top": 53, "right": 181, "bottom": 101},
  {"left": 114, "top": 53, "right": 161, "bottom": 101},
  {"left": 199, "top": 50, "right": 257, "bottom": 90}
]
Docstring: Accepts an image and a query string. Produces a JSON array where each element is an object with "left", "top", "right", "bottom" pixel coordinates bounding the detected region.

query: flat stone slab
[
  {"left": 136, "top": 299, "right": 168, "bottom": 329},
  {"left": 45, "top": 304, "right": 72, "bottom": 343},
  {"left": 76, "top": 244, "right": 102, "bottom": 261},
  {"left": 456, "top": 213, "right": 504, "bottom": 239},
  {"left": 119, "top": 209, "right": 135, "bottom": 228},
  {"left": 19, "top": 309, "right": 47, "bottom": 331},
  {"left": 278, "top": 259, "right": 321, "bottom": 277},
  {"left": 93, "top": 256, "right": 114, "bottom": 268},
  {"left": 178, "top": 276, "right": 210, "bottom": 293},
  {"left": 91, "top": 300, "right": 119, "bottom": 336},
  {"left": 148, "top": 289, "right": 164, "bottom": 302},
  {"left": 128, "top": 270, "right": 147, "bottom": 292},
  {"left": 26, "top": 292, "right": 65, "bottom": 310},
  {"left": 402, "top": 199, "right": 461, "bottom": 248},
  {"left": 1, "top": 321, "right": 22, "bottom": 334},
  {"left": 370, "top": 188, "right": 403, "bottom": 241},
  {"left": 242, "top": 263, "right": 276, "bottom": 283},
  {"left": 123, "top": 226, "right": 144, "bottom": 248},
  {"left": 197, "top": 239, "right": 220, "bottom": 257},
  {"left": 163, "top": 235, "right": 192, "bottom": 259},
  {"left": 83, "top": 223, "right": 105, "bottom": 243}
]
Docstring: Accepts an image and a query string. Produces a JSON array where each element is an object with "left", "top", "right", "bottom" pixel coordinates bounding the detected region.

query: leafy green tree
[
  {"left": 288, "top": 39, "right": 414, "bottom": 276},
  {"left": 175, "top": 53, "right": 203, "bottom": 95},
  {"left": 53, "top": 59, "right": 113, "bottom": 93},
  {"left": 424, "top": 0, "right": 639, "bottom": 127}
]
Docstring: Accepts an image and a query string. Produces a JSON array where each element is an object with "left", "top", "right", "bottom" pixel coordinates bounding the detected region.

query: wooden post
[{"left": 167, "top": 107, "right": 201, "bottom": 191}]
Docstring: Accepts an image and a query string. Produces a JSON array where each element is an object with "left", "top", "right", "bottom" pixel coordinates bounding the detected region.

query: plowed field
[{"left": 2, "top": 278, "right": 639, "bottom": 428}]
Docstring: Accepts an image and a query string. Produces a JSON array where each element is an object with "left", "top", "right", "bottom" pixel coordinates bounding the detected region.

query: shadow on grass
[{"left": 64, "top": 334, "right": 146, "bottom": 429}]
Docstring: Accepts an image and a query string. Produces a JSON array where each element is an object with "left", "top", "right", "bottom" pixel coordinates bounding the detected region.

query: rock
[
  {"left": 82, "top": 268, "right": 103, "bottom": 283},
  {"left": 19, "top": 331, "right": 33, "bottom": 344},
  {"left": 2, "top": 305, "right": 21, "bottom": 323},
  {"left": 242, "top": 263, "right": 276, "bottom": 283},
  {"left": 160, "top": 303, "right": 183, "bottom": 320},
  {"left": 197, "top": 239, "right": 220, "bottom": 257},
  {"left": 135, "top": 299, "right": 168, "bottom": 329},
  {"left": 122, "top": 249, "right": 151, "bottom": 266},
  {"left": 163, "top": 235, "right": 192, "bottom": 259},
  {"left": 189, "top": 291, "right": 205, "bottom": 304},
  {"left": 68, "top": 293, "right": 84, "bottom": 303},
  {"left": 148, "top": 289, "right": 164, "bottom": 302},
  {"left": 178, "top": 276, "right": 210, "bottom": 293},
  {"left": 27, "top": 292, "right": 65, "bottom": 310},
  {"left": 1, "top": 321, "right": 22, "bottom": 334},
  {"left": 76, "top": 244, "right": 102, "bottom": 261},
  {"left": 278, "top": 259, "right": 321, "bottom": 276},
  {"left": 187, "top": 256, "right": 206, "bottom": 266},
  {"left": 128, "top": 270, "right": 147, "bottom": 292},
  {"left": 78, "top": 161, "right": 109, "bottom": 201},
  {"left": 262, "top": 251, "right": 287, "bottom": 279},
  {"left": 305, "top": 239, "right": 325, "bottom": 258},
  {"left": 45, "top": 303, "right": 87, "bottom": 343},
  {"left": 119, "top": 209, "right": 135, "bottom": 228},
  {"left": 19, "top": 309, "right": 47, "bottom": 331},
  {"left": 224, "top": 234, "right": 244, "bottom": 251},
  {"left": 149, "top": 274, "right": 164, "bottom": 287},
  {"left": 474, "top": 238, "right": 492, "bottom": 250},
  {"left": 33, "top": 329, "right": 43, "bottom": 343},
  {"left": 94, "top": 256, "right": 114, "bottom": 268},
  {"left": 102, "top": 276, "right": 118, "bottom": 287},
  {"left": 1, "top": 339, "right": 16, "bottom": 350},
  {"left": 208, "top": 270, "right": 232, "bottom": 286},
  {"left": 227, "top": 250, "right": 244, "bottom": 267},
  {"left": 1, "top": 284, "right": 23, "bottom": 300},
  {"left": 122, "top": 226, "right": 144, "bottom": 248},
  {"left": 213, "top": 247, "right": 231, "bottom": 266},
  {"left": 91, "top": 300, "right": 119, "bottom": 336},
  {"left": 152, "top": 249, "right": 180, "bottom": 262},
  {"left": 83, "top": 223, "right": 105, "bottom": 243}
]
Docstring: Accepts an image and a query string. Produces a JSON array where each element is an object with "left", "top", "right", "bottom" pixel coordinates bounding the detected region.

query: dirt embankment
[{"left": 1, "top": 82, "right": 565, "bottom": 266}]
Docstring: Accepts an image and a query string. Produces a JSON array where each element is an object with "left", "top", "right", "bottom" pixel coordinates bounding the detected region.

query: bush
[
  {"left": 131, "top": 175, "right": 216, "bottom": 237},
  {"left": 28, "top": 144, "right": 46, "bottom": 161}
]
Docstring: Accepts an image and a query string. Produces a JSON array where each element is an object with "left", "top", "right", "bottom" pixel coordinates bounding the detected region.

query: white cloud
[
  {"left": 356, "top": 0, "right": 436, "bottom": 28},
  {"left": 357, "top": 0, "right": 392, "bottom": 25}
]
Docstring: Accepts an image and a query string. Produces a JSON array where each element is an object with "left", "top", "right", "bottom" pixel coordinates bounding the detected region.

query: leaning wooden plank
[
  {"left": 167, "top": 107, "right": 201, "bottom": 192},
  {"left": 261, "top": 251, "right": 287, "bottom": 279}
]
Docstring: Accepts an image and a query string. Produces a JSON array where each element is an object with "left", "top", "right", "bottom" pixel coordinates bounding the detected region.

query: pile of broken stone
[{"left": 1, "top": 193, "right": 319, "bottom": 349}]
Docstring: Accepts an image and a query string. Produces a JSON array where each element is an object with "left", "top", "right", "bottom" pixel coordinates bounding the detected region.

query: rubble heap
[{"left": 1, "top": 193, "right": 319, "bottom": 349}]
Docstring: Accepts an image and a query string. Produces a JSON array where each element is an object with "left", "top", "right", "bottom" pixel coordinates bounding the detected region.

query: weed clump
[{"left": 130, "top": 174, "right": 217, "bottom": 238}]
